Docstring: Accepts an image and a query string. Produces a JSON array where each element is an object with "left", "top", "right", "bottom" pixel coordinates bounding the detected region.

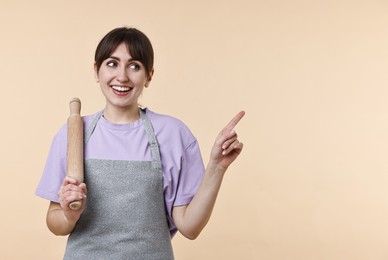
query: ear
[
  {"left": 145, "top": 68, "right": 154, "bottom": 88},
  {"left": 94, "top": 63, "right": 99, "bottom": 82}
]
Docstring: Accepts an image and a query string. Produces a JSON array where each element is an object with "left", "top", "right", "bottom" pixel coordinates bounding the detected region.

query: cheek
[
  {"left": 98, "top": 75, "right": 113, "bottom": 91},
  {"left": 99, "top": 72, "right": 114, "bottom": 84},
  {"left": 132, "top": 74, "right": 149, "bottom": 85}
]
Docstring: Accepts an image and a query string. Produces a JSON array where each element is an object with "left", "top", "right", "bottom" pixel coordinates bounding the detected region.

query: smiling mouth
[
  {"left": 111, "top": 85, "right": 133, "bottom": 92},
  {"left": 112, "top": 86, "right": 132, "bottom": 92}
]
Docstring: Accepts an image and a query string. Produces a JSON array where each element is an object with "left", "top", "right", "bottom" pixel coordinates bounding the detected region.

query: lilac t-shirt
[{"left": 35, "top": 108, "right": 205, "bottom": 237}]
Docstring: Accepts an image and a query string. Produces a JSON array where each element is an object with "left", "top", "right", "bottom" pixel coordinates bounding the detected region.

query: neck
[{"left": 103, "top": 105, "right": 140, "bottom": 124}]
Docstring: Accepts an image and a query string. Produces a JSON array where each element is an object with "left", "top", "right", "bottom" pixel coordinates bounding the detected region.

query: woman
[{"left": 36, "top": 27, "right": 244, "bottom": 259}]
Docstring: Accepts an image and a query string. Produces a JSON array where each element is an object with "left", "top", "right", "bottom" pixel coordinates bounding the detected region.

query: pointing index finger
[{"left": 225, "top": 111, "right": 245, "bottom": 130}]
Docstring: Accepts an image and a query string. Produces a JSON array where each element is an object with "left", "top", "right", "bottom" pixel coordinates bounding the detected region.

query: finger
[
  {"left": 221, "top": 133, "right": 238, "bottom": 149},
  {"left": 59, "top": 182, "right": 83, "bottom": 196},
  {"left": 58, "top": 182, "right": 73, "bottom": 197},
  {"left": 79, "top": 183, "right": 88, "bottom": 197},
  {"left": 62, "top": 190, "right": 84, "bottom": 204},
  {"left": 222, "top": 140, "right": 243, "bottom": 155},
  {"left": 62, "top": 176, "right": 79, "bottom": 187},
  {"left": 224, "top": 111, "right": 245, "bottom": 131}
]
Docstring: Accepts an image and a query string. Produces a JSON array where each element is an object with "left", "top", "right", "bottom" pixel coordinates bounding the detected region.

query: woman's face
[{"left": 95, "top": 42, "right": 152, "bottom": 111}]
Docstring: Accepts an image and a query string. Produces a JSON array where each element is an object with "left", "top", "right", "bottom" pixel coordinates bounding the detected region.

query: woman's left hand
[{"left": 209, "top": 111, "right": 245, "bottom": 171}]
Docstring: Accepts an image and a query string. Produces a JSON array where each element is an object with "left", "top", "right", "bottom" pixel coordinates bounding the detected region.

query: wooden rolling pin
[{"left": 66, "top": 98, "right": 84, "bottom": 210}]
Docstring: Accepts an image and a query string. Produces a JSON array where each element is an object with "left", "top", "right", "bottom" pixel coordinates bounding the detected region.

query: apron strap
[
  {"left": 84, "top": 110, "right": 103, "bottom": 145},
  {"left": 139, "top": 108, "right": 162, "bottom": 170}
]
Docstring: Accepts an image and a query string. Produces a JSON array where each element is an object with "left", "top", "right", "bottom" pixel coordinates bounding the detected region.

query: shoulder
[
  {"left": 145, "top": 109, "right": 192, "bottom": 133},
  {"left": 145, "top": 108, "right": 197, "bottom": 147},
  {"left": 52, "top": 111, "right": 102, "bottom": 141},
  {"left": 82, "top": 111, "right": 102, "bottom": 129}
]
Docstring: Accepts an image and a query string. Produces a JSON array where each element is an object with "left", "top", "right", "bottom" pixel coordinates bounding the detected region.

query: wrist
[{"left": 206, "top": 160, "right": 228, "bottom": 176}]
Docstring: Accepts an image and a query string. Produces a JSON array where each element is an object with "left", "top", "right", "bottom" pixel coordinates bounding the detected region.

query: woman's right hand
[{"left": 58, "top": 176, "right": 87, "bottom": 223}]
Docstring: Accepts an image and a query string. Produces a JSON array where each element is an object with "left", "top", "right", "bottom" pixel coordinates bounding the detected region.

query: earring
[{"left": 96, "top": 78, "right": 100, "bottom": 83}]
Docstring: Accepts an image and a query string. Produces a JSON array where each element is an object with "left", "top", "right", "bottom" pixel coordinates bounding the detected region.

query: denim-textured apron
[{"left": 64, "top": 109, "right": 174, "bottom": 260}]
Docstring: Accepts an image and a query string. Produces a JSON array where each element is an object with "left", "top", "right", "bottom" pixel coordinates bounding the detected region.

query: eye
[
  {"left": 129, "top": 63, "right": 141, "bottom": 71},
  {"left": 106, "top": 60, "right": 117, "bottom": 68}
]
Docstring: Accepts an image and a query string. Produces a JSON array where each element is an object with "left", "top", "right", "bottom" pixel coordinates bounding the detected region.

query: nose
[{"left": 116, "top": 66, "right": 129, "bottom": 82}]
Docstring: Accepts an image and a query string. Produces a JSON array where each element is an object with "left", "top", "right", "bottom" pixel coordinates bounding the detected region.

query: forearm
[
  {"left": 46, "top": 202, "right": 77, "bottom": 236},
  {"left": 174, "top": 162, "right": 227, "bottom": 239},
  {"left": 174, "top": 111, "right": 245, "bottom": 239}
]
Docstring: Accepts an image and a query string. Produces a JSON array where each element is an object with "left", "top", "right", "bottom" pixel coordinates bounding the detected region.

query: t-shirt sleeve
[
  {"left": 173, "top": 140, "right": 205, "bottom": 206},
  {"left": 35, "top": 125, "right": 67, "bottom": 203},
  {"left": 164, "top": 136, "right": 205, "bottom": 237}
]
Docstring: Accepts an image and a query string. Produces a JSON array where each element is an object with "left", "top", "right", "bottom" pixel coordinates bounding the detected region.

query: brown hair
[{"left": 94, "top": 27, "right": 154, "bottom": 76}]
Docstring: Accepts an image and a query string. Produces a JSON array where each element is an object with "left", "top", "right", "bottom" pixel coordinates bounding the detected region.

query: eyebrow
[{"left": 108, "top": 55, "right": 137, "bottom": 62}]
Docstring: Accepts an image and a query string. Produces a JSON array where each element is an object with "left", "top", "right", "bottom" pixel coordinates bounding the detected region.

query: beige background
[{"left": 1, "top": 0, "right": 388, "bottom": 259}]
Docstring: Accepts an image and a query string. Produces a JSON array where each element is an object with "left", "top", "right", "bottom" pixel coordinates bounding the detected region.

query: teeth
[{"left": 112, "top": 86, "right": 131, "bottom": 92}]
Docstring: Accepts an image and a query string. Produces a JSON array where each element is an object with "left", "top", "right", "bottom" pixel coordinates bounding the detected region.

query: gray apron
[{"left": 64, "top": 109, "right": 174, "bottom": 260}]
